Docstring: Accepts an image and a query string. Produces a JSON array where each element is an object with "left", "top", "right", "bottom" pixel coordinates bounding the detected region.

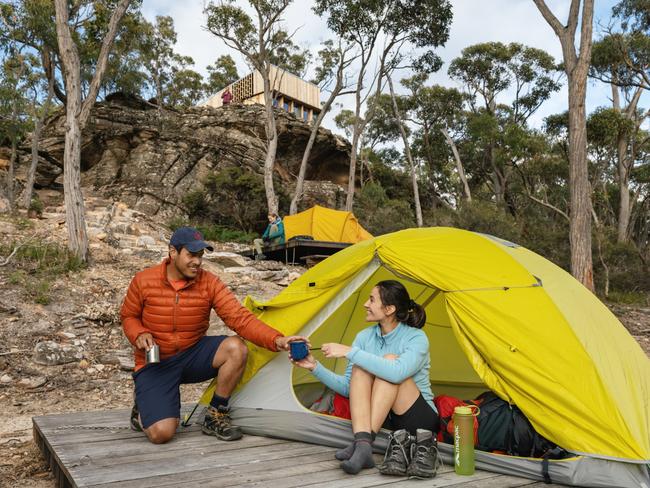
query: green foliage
[
  {"left": 205, "top": 54, "right": 239, "bottom": 93},
  {"left": 354, "top": 182, "right": 415, "bottom": 235},
  {"left": 137, "top": 15, "right": 206, "bottom": 107},
  {"left": 606, "top": 291, "right": 649, "bottom": 306},
  {"left": 28, "top": 196, "right": 43, "bottom": 216},
  {"left": 1, "top": 240, "right": 85, "bottom": 305},
  {"left": 204, "top": 167, "right": 268, "bottom": 232},
  {"left": 167, "top": 218, "right": 256, "bottom": 243}
]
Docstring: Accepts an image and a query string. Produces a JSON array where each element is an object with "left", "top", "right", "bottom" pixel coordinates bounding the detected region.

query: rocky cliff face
[{"left": 19, "top": 93, "right": 350, "bottom": 218}]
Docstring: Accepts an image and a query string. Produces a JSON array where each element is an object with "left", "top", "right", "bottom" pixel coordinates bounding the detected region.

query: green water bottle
[{"left": 453, "top": 405, "right": 479, "bottom": 475}]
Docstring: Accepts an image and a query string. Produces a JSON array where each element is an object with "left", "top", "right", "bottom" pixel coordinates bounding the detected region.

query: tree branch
[
  {"left": 533, "top": 0, "right": 565, "bottom": 38},
  {"left": 79, "top": 0, "right": 132, "bottom": 129}
]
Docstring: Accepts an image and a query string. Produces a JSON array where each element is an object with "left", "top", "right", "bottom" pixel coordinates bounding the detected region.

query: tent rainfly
[
  {"left": 283, "top": 205, "right": 372, "bottom": 243},
  {"left": 198, "top": 227, "right": 650, "bottom": 487}
]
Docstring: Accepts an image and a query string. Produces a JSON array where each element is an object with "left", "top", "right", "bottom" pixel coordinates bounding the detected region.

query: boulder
[{"left": 33, "top": 341, "right": 83, "bottom": 366}]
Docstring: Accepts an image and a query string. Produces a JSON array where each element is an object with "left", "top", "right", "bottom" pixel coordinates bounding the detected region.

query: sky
[{"left": 140, "top": 0, "right": 647, "bottom": 133}]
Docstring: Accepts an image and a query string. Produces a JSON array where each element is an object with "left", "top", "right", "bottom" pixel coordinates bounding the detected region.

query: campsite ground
[{"left": 0, "top": 209, "right": 648, "bottom": 488}]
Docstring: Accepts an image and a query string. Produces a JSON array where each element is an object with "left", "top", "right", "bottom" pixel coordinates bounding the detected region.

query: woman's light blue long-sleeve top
[{"left": 311, "top": 322, "right": 437, "bottom": 412}]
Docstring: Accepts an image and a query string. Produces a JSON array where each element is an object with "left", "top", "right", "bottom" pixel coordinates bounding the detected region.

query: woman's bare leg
[{"left": 349, "top": 364, "right": 374, "bottom": 433}]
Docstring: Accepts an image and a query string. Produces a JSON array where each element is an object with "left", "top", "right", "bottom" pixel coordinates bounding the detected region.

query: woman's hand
[
  {"left": 321, "top": 342, "right": 351, "bottom": 358},
  {"left": 291, "top": 353, "right": 317, "bottom": 371}
]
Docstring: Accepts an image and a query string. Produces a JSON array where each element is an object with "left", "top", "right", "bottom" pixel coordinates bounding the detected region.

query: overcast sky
[{"left": 141, "top": 0, "right": 647, "bottom": 133}]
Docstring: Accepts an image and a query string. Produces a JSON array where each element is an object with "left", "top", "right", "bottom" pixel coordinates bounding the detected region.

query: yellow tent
[
  {"left": 283, "top": 205, "right": 372, "bottom": 243},
  {"left": 199, "top": 227, "right": 650, "bottom": 487}
]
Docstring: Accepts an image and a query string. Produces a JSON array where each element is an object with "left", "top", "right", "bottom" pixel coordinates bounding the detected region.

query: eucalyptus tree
[
  {"left": 290, "top": 39, "right": 357, "bottom": 214},
  {"left": 314, "top": 0, "right": 452, "bottom": 211},
  {"left": 533, "top": 0, "right": 595, "bottom": 290},
  {"left": 0, "top": 47, "right": 31, "bottom": 211},
  {"left": 205, "top": 0, "right": 299, "bottom": 214},
  {"left": 590, "top": 3, "right": 649, "bottom": 242},
  {"left": 54, "top": 0, "right": 132, "bottom": 261},
  {"left": 401, "top": 74, "right": 471, "bottom": 204},
  {"left": 205, "top": 54, "right": 239, "bottom": 93},
  {"left": 448, "top": 42, "right": 560, "bottom": 210}
]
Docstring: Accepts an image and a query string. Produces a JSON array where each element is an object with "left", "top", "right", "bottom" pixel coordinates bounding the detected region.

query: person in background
[
  {"left": 121, "top": 226, "right": 305, "bottom": 444},
  {"left": 253, "top": 213, "right": 285, "bottom": 260},
  {"left": 221, "top": 87, "right": 233, "bottom": 105},
  {"left": 291, "top": 280, "right": 440, "bottom": 478}
]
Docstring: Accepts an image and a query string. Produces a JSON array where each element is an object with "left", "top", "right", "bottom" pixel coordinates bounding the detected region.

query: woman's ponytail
[
  {"left": 406, "top": 301, "right": 426, "bottom": 329},
  {"left": 375, "top": 280, "right": 427, "bottom": 329}
]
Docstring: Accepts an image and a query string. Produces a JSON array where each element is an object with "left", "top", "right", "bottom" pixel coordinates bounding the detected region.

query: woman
[{"left": 292, "top": 280, "right": 440, "bottom": 477}]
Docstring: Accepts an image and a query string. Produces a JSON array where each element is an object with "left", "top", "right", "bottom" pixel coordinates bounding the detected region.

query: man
[
  {"left": 253, "top": 213, "right": 285, "bottom": 260},
  {"left": 121, "top": 226, "right": 303, "bottom": 444}
]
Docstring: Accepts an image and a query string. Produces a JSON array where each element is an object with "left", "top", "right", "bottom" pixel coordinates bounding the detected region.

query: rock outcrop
[{"left": 17, "top": 93, "right": 350, "bottom": 218}]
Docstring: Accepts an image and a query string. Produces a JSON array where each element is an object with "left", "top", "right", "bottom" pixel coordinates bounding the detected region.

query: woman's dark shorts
[
  {"left": 133, "top": 335, "right": 228, "bottom": 429},
  {"left": 388, "top": 394, "right": 440, "bottom": 435}
]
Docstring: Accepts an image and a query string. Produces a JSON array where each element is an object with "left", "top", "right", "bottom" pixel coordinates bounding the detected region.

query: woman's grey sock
[
  {"left": 335, "top": 431, "right": 375, "bottom": 461},
  {"left": 341, "top": 432, "right": 375, "bottom": 474}
]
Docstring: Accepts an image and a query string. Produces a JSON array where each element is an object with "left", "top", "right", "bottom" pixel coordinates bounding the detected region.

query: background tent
[
  {"left": 198, "top": 227, "right": 649, "bottom": 487},
  {"left": 283, "top": 205, "right": 372, "bottom": 243}
]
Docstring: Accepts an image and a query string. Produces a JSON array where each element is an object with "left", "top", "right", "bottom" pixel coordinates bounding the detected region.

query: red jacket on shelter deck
[{"left": 121, "top": 258, "right": 283, "bottom": 371}]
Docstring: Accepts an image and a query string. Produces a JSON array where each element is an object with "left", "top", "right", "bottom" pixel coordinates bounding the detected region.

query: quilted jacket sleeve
[
  {"left": 121, "top": 274, "right": 149, "bottom": 345},
  {"left": 209, "top": 275, "right": 283, "bottom": 351}
]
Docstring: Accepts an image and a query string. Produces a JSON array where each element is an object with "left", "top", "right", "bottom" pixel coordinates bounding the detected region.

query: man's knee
[
  {"left": 222, "top": 336, "right": 248, "bottom": 364},
  {"left": 383, "top": 353, "right": 399, "bottom": 360},
  {"left": 145, "top": 419, "right": 178, "bottom": 444}
]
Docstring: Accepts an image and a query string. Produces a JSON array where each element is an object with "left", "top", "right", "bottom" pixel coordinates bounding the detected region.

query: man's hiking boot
[
  {"left": 130, "top": 404, "right": 143, "bottom": 432},
  {"left": 378, "top": 429, "right": 412, "bottom": 476},
  {"left": 407, "top": 429, "right": 442, "bottom": 479},
  {"left": 202, "top": 405, "right": 242, "bottom": 441}
]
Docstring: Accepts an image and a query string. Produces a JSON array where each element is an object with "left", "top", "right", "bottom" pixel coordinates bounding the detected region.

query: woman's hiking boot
[
  {"left": 202, "top": 405, "right": 243, "bottom": 441},
  {"left": 378, "top": 429, "right": 412, "bottom": 476},
  {"left": 406, "top": 429, "right": 442, "bottom": 479},
  {"left": 130, "top": 404, "right": 143, "bottom": 432}
]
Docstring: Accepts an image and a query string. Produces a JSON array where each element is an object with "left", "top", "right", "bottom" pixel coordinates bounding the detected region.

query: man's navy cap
[{"left": 169, "top": 227, "right": 214, "bottom": 253}]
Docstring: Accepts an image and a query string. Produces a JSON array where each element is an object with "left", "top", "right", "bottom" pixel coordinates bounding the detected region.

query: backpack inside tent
[
  {"left": 283, "top": 205, "right": 372, "bottom": 243},
  {"left": 199, "top": 227, "right": 650, "bottom": 487}
]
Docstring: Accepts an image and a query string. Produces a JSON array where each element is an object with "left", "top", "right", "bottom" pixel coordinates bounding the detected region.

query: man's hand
[
  {"left": 275, "top": 335, "right": 310, "bottom": 351},
  {"left": 135, "top": 333, "right": 155, "bottom": 351},
  {"left": 321, "top": 342, "right": 351, "bottom": 358}
]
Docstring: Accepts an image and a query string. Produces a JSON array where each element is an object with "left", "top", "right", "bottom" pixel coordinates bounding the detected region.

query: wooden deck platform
[
  {"left": 33, "top": 407, "right": 560, "bottom": 488},
  {"left": 240, "top": 239, "right": 351, "bottom": 264}
]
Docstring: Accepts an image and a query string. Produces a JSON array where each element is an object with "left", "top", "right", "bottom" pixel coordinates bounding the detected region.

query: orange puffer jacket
[{"left": 121, "top": 259, "right": 283, "bottom": 371}]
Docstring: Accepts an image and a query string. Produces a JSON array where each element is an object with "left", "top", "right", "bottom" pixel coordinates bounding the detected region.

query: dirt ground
[{"left": 0, "top": 211, "right": 648, "bottom": 488}]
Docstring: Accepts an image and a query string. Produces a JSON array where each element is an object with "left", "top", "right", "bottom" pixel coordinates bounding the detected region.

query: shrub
[
  {"left": 354, "top": 183, "right": 416, "bottom": 235},
  {"left": 28, "top": 197, "right": 44, "bottom": 217},
  {"left": 167, "top": 219, "right": 256, "bottom": 243},
  {"left": 0, "top": 240, "right": 85, "bottom": 304}
]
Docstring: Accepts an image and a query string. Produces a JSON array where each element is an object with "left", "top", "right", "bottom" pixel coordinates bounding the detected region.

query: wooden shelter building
[{"left": 202, "top": 66, "right": 321, "bottom": 123}]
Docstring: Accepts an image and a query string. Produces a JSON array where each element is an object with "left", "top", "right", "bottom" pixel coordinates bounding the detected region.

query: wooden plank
[
  {"left": 91, "top": 450, "right": 341, "bottom": 488},
  {"left": 73, "top": 441, "right": 334, "bottom": 486}
]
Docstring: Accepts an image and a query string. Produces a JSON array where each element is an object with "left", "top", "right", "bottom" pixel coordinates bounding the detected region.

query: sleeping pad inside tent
[{"left": 198, "top": 227, "right": 650, "bottom": 488}]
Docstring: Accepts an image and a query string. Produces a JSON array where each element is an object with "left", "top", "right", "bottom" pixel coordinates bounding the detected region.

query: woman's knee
[{"left": 383, "top": 353, "right": 398, "bottom": 360}]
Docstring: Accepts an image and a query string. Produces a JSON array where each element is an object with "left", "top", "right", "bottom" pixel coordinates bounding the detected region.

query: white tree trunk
[
  {"left": 7, "top": 139, "right": 16, "bottom": 211},
  {"left": 54, "top": 0, "right": 131, "bottom": 261},
  {"left": 261, "top": 64, "right": 279, "bottom": 214},
  {"left": 440, "top": 127, "right": 472, "bottom": 202},
  {"left": 387, "top": 75, "right": 422, "bottom": 226},
  {"left": 24, "top": 81, "right": 54, "bottom": 209}
]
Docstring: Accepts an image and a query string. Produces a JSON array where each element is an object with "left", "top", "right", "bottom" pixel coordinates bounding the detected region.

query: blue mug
[{"left": 289, "top": 341, "right": 309, "bottom": 360}]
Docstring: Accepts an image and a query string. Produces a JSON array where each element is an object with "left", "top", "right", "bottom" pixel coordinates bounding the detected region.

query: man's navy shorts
[{"left": 133, "top": 335, "right": 228, "bottom": 429}]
